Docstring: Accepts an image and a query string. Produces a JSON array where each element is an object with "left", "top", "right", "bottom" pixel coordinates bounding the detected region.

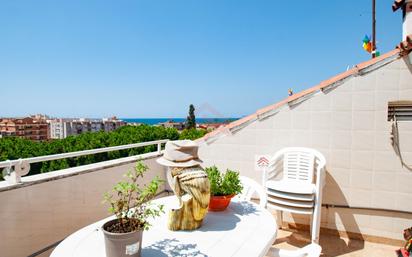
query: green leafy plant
[
  {"left": 205, "top": 166, "right": 243, "bottom": 196},
  {"left": 103, "top": 161, "right": 164, "bottom": 233},
  {"left": 179, "top": 128, "right": 208, "bottom": 140}
]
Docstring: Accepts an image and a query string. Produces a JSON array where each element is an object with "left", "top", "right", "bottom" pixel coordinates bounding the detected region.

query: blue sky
[{"left": 0, "top": 1, "right": 402, "bottom": 118}]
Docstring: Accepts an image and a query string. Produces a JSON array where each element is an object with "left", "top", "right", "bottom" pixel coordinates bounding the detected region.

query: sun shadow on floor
[
  {"left": 142, "top": 238, "right": 208, "bottom": 257},
  {"left": 272, "top": 227, "right": 400, "bottom": 257},
  {"left": 273, "top": 229, "right": 367, "bottom": 257},
  {"left": 270, "top": 169, "right": 366, "bottom": 256}
]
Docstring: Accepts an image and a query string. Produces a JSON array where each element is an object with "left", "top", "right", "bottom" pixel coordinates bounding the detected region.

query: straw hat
[{"left": 156, "top": 140, "right": 203, "bottom": 167}]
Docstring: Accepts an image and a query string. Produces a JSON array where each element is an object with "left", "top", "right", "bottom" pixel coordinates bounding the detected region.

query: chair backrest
[
  {"left": 283, "top": 150, "right": 315, "bottom": 183},
  {"left": 236, "top": 176, "right": 267, "bottom": 208},
  {"left": 266, "top": 147, "right": 326, "bottom": 184}
]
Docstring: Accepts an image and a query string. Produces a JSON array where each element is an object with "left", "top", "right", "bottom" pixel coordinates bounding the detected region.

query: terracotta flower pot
[
  {"left": 208, "top": 194, "right": 235, "bottom": 211},
  {"left": 102, "top": 219, "right": 143, "bottom": 257}
]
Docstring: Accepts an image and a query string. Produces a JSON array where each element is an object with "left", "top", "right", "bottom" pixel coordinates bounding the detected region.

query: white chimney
[
  {"left": 404, "top": 1, "right": 412, "bottom": 40},
  {"left": 394, "top": 0, "right": 412, "bottom": 40}
]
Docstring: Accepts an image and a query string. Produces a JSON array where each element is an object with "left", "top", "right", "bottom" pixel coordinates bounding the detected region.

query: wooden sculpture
[
  {"left": 156, "top": 140, "right": 210, "bottom": 231},
  {"left": 167, "top": 166, "right": 210, "bottom": 231}
]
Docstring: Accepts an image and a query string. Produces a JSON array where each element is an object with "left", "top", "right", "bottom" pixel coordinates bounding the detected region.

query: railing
[{"left": 0, "top": 139, "right": 169, "bottom": 185}]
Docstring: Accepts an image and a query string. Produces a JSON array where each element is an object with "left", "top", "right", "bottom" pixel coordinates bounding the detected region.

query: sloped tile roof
[{"left": 197, "top": 36, "right": 412, "bottom": 144}]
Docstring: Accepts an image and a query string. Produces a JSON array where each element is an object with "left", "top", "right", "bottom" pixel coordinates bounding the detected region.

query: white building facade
[{"left": 48, "top": 118, "right": 126, "bottom": 139}]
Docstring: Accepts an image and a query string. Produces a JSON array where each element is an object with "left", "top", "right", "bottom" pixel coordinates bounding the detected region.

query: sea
[{"left": 122, "top": 118, "right": 238, "bottom": 125}]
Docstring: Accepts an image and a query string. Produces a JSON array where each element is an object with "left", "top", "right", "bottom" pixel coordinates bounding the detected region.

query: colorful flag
[
  {"left": 362, "top": 35, "right": 374, "bottom": 54},
  {"left": 363, "top": 35, "right": 370, "bottom": 44}
]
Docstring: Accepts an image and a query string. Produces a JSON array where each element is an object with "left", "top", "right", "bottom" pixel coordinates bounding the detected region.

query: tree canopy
[
  {"left": 178, "top": 128, "right": 208, "bottom": 140},
  {"left": 0, "top": 125, "right": 180, "bottom": 178},
  {"left": 185, "top": 104, "right": 196, "bottom": 129}
]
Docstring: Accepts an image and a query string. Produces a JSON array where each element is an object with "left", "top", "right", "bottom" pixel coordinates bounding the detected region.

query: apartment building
[
  {"left": 48, "top": 119, "right": 70, "bottom": 139},
  {"left": 102, "top": 117, "right": 126, "bottom": 132},
  {"left": 48, "top": 117, "right": 126, "bottom": 139},
  {"left": 0, "top": 117, "right": 49, "bottom": 141}
]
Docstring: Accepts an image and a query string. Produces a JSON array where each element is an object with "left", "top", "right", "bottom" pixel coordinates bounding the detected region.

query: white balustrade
[{"left": 0, "top": 139, "right": 169, "bottom": 185}]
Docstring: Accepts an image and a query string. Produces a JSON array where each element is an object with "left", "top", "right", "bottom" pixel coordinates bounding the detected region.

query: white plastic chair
[
  {"left": 267, "top": 243, "right": 322, "bottom": 257},
  {"left": 235, "top": 176, "right": 268, "bottom": 208},
  {"left": 263, "top": 147, "right": 326, "bottom": 243}
]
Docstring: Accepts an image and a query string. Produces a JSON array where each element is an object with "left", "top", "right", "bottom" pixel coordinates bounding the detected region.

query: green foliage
[
  {"left": 103, "top": 161, "right": 164, "bottom": 232},
  {"left": 205, "top": 166, "right": 243, "bottom": 196},
  {"left": 0, "top": 125, "right": 180, "bottom": 179},
  {"left": 185, "top": 104, "right": 196, "bottom": 129},
  {"left": 179, "top": 128, "right": 208, "bottom": 140}
]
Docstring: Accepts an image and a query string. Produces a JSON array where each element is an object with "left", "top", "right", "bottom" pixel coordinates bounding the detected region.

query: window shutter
[{"left": 388, "top": 101, "right": 412, "bottom": 121}]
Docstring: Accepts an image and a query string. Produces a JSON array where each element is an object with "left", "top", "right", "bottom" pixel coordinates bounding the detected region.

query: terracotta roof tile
[
  {"left": 256, "top": 99, "right": 289, "bottom": 116},
  {"left": 226, "top": 113, "right": 257, "bottom": 129},
  {"left": 199, "top": 126, "right": 225, "bottom": 141},
  {"left": 319, "top": 67, "right": 358, "bottom": 89},
  {"left": 288, "top": 85, "right": 322, "bottom": 102},
  {"left": 356, "top": 48, "right": 400, "bottom": 70}
]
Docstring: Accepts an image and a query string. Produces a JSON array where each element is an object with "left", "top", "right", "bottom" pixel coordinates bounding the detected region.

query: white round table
[{"left": 51, "top": 196, "right": 277, "bottom": 257}]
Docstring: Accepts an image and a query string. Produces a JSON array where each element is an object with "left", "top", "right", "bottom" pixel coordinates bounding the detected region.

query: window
[{"left": 388, "top": 101, "right": 412, "bottom": 121}]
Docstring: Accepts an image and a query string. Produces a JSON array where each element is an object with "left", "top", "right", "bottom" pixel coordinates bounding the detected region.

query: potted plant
[
  {"left": 102, "top": 161, "right": 164, "bottom": 257},
  {"left": 205, "top": 166, "right": 243, "bottom": 211}
]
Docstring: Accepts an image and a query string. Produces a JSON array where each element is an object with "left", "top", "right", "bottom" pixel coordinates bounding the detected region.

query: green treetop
[{"left": 185, "top": 104, "right": 196, "bottom": 129}]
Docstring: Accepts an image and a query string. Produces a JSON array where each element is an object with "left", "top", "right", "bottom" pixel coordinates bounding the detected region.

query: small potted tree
[
  {"left": 205, "top": 166, "right": 243, "bottom": 211},
  {"left": 102, "top": 161, "right": 164, "bottom": 257}
]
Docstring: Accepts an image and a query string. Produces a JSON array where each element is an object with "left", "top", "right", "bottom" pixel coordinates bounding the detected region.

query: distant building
[
  {"left": 47, "top": 116, "right": 126, "bottom": 139},
  {"left": 48, "top": 119, "right": 70, "bottom": 139},
  {"left": 127, "top": 122, "right": 143, "bottom": 126},
  {"left": 102, "top": 117, "right": 126, "bottom": 132},
  {"left": 0, "top": 117, "right": 49, "bottom": 141},
  {"left": 158, "top": 120, "right": 185, "bottom": 130},
  {"left": 31, "top": 114, "right": 50, "bottom": 120},
  {"left": 197, "top": 123, "right": 225, "bottom": 131}
]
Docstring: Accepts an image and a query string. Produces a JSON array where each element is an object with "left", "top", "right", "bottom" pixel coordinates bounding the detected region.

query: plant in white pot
[{"left": 102, "top": 161, "right": 164, "bottom": 257}]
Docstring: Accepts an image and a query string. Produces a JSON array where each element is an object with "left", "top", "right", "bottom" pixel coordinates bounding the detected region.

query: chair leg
[
  {"left": 311, "top": 202, "right": 321, "bottom": 243},
  {"left": 276, "top": 210, "right": 283, "bottom": 229},
  {"left": 309, "top": 214, "right": 313, "bottom": 241},
  {"left": 312, "top": 176, "right": 324, "bottom": 243}
]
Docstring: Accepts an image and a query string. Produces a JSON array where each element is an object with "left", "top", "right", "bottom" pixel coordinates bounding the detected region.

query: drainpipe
[{"left": 323, "top": 203, "right": 412, "bottom": 215}]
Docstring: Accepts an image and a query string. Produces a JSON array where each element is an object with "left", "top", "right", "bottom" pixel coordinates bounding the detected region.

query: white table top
[{"left": 51, "top": 196, "right": 277, "bottom": 257}]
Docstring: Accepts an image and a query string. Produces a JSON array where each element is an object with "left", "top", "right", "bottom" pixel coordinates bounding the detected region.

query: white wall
[
  {"left": 403, "top": 7, "right": 412, "bottom": 40},
  {"left": 0, "top": 156, "right": 166, "bottom": 257},
  {"left": 198, "top": 55, "right": 412, "bottom": 241}
]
